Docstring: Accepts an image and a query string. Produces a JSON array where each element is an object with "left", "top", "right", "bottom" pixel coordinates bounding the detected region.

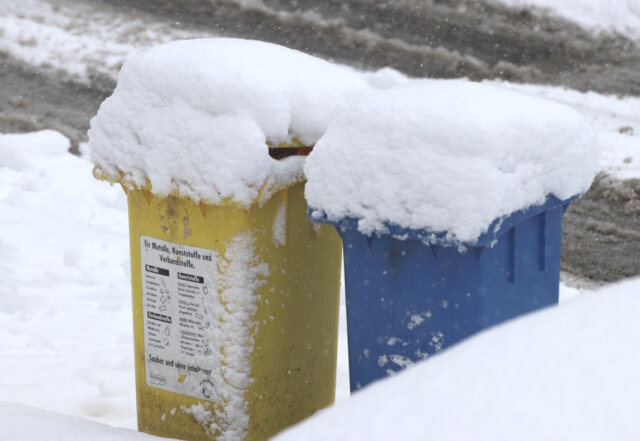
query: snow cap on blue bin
[
  {"left": 305, "top": 79, "right": 598, "bottom": 245},
  {"left": 306, "top": 80, "right": 598, "bottom": 391}
]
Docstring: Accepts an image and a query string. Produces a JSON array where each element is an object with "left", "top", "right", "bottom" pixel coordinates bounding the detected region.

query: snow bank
[
  {"left": 0, "top": 402, "right": 158, "bottom": 441},
  {"left": 0, "top": 131, "right": 135, "bottom": 428},
  {"left": 89, "top": 38, "right": 371, "bottom": 207},
  {"left": 492, "top": 0, "right": 640, "bottom": 42},
  {"left": 305, "top": 79, "right": 598, "bottom": 243},
  {"left": 0, "top": 0, "right": 212, "bottom": 84},
  {"left": 358, "top": 67, "right": 410, "bottom": 90},
  {"left": 276, "top": 277, "right": 640, "bottom": 441}
]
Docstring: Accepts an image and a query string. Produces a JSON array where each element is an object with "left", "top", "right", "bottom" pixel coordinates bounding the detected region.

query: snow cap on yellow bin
[
  {"left": 90, "top": 37, "right": 371, "bottom": 206},
  {"left": 88, "top": 38, "right": 371, "bottom": 441}
]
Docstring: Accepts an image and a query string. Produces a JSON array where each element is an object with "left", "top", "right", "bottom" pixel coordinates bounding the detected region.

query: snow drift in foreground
[
  {"left": 306, "top": 79, "right": 597, "bottom": 242},
  {"left": 0, "top": 402, "right": 159, "bottom": 441},
  {"left": 277, "top": 277, "right": 640, "bottom": 441}
]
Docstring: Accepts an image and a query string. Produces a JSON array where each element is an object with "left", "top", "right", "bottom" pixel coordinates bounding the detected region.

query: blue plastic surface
[{"left": 321, "top": 196, "right": 574, "bottom": 391}]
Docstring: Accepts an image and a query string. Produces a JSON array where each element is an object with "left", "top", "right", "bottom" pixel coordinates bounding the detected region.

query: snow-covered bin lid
[
  {"left": 305, "top": 79, "right": 598, "bottom": 245},
  {"left": 88, "top": 38, "right": 371, "bottom": 207}
]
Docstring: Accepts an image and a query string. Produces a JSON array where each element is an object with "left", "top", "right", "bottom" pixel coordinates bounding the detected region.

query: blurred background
[{"left": 1, "top": 0, "right": 639, "bottom": 292}]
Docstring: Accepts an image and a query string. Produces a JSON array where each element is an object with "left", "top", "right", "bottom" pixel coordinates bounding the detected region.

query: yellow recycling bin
[
  {"left": 86, "top": 37, "right": 372, "bottom": 441},
  {"left": 103, "top": 164, "right": 341, "bottom": 440}
]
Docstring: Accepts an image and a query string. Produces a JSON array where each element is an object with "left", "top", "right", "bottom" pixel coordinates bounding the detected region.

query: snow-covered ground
[
  {"left": 0, "top": 132, "right": 135, "bottom": 430},
  {"left": 492, "top": 0, "right": 640, "bottom": 41},
  {"left": 1, "top": 79, "right": 640, "bottom": 439},
  {"left": 0, "top": 402, "right": 160, "bottom": 441},
  {"left": 0, "top": 0, "right": 215, "bottom": 84}
]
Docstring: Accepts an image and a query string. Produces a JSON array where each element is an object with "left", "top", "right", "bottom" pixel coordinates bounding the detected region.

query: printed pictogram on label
[{"left": 140, "top": 235, "right": 218, "bottom": 399}]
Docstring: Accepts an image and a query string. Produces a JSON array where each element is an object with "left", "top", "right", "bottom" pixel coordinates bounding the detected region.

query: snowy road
[{"left": 2, "top": 0, "right": 640, "bottom": 147}]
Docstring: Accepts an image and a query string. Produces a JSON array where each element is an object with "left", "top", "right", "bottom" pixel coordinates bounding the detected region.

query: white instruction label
[{"left": 140, "top": 235, "right": 218, "bottom": 399}]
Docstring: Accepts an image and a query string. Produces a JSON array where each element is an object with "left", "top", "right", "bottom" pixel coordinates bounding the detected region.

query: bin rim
[
  {"left": 93, "top": 161, "right": 307, "bottom": 209},
  {"left": 309, "top": 194, "right": 577, "bottom": 248}
]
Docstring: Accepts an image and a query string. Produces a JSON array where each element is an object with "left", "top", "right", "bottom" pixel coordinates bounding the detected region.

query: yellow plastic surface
[{"left": 124, "top": 182, "right": 342, "bottom": 440}]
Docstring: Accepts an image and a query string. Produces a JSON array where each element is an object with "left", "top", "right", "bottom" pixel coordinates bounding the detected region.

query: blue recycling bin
[{"left": 322, "top": 195, "right": 574, "bottom": 391}]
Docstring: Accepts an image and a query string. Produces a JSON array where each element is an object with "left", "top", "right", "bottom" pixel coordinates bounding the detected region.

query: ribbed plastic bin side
[
  {"left": 336, "top": 197, "right": 572, "bottom": 391},
  {"left": 124, "top": 181, "right": 342, "bottom": 440}
]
